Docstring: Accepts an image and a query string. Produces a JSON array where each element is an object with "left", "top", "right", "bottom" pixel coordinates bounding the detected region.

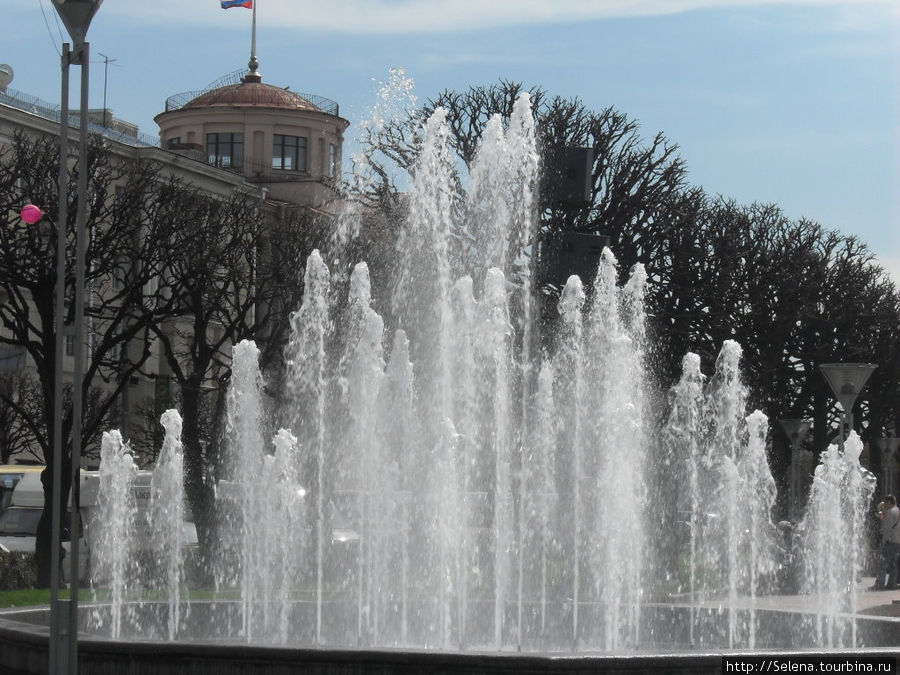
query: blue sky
[{"left": 4, "top": 0, "right": 898, "bottom": 281}]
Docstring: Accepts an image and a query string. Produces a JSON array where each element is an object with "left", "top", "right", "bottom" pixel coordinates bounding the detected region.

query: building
[
  {"left": 0, "top": 59, "right": 348, "bottom": 465},
  {"left": 155, "top": 69, "right": 348, "bottom": 210}
]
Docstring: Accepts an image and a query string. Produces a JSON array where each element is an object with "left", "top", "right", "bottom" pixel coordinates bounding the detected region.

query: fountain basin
[{"left": 2, "top": 602, "right": 899, "bottom": 674}]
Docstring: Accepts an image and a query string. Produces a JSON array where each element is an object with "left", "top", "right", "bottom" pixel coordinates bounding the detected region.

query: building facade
[
  {"left": 155, "top": 69, "right": 349, "bottom": 209},
  {"left": 0, "top": 66, "right": 347, "bottom": 465}
]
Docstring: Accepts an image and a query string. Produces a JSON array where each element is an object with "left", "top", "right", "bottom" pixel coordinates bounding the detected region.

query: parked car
[{"left": 0, "top": 504, "right": 42, "bottom": 552}]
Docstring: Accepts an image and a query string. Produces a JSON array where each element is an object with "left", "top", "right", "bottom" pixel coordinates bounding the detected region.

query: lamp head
[
  {"left": 779, "top": 419, "right": 812, "bottom": 449},
  {"left": 819, "top": 362, "right": 877, "bottom": 413},
  {"left": 52, "top": 0, "right": 104, "bottom": 46}
]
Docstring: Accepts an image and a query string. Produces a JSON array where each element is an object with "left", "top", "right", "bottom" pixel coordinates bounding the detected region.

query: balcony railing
[{"left": 209, "top": 156, "right": 335, "bottom": 184}]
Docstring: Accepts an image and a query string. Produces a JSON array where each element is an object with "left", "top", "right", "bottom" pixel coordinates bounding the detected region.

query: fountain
[
  {"left": 90, "top": 431, "right": 138, "bottom": 641},
  {"left": 150, "top": 409, "right": 187, "bottom": 641},
  {"left": 798, "top": 431, "right": 876, "bottom": 648},
  {"left": 1, "top": 86, "right": 897, "bottom": 674}
]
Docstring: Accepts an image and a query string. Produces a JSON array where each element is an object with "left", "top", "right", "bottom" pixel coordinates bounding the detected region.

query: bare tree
[
  {"left": 354, "top": 79, "right": 900, "bottom": 510},
  {"left": 0, "top": 374, "right": 45, "bottom": 464},
  {"left": 142, "top": 182, "right": 314, "bottom": 562},
  {"left": 0, "top": 131, "right": 181, "bottom": 584}
]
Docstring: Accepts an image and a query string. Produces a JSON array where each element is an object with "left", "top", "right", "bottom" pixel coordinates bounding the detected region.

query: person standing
[{"left": 871, "top": 495, "right": 900, "bottom": 590}]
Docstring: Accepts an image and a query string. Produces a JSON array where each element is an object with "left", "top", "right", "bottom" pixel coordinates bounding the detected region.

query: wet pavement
[{"left": 685, "top": 576, "right": 900, "bottom": 617}]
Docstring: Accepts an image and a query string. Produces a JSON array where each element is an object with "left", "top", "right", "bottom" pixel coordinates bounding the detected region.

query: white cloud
[{"left": 102, "top": 0, "right": 897, "bottom": 34}]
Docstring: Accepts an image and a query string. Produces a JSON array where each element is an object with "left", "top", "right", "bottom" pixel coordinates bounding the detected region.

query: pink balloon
[{"left": 20, "top": 204, "right": 42, "bottom": 224}]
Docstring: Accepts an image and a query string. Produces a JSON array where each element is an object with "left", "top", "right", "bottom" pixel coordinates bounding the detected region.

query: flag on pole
[{"left": 221, "top": 0, "right": 252, "bottom": 8}]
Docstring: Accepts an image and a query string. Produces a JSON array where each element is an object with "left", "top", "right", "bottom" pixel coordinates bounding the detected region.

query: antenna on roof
[
  {"left": 243, "top": 0, "right": 261, "bottom": 83},
  {"left": 99, "top": 53, "right": 118, "bottom": 127}
]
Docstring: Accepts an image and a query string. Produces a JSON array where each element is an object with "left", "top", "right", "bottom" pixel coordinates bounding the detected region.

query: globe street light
[
  {"left": 779, "top": 418, "right": 812, "bottom": 522},
  {"left": 50, "top": 3, "right": 103, "bottom": 674},
  {"left": 819, "top": 363, "right": 877, "bottom": 455}
]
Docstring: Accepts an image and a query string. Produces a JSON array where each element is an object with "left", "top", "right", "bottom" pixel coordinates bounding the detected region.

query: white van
[
  {"left": 0, "top": 470, "right": 198, "bottom": 583},
  {"left": 0, "top": 471, "right": 83, "bottom": 582},
  {"left": 0, "top": 464, "right": 45, "bottom": 513},
  {"left": 0, "top": 471, "right": 52, "bottom": 555}
]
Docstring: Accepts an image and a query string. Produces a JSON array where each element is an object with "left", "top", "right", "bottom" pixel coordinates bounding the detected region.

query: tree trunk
[
  {"left": 181, "top": 386, "right": 216, "bottom": 586},
  {"left": 35, "top": 462, "right": 70, "bottom": 588}
]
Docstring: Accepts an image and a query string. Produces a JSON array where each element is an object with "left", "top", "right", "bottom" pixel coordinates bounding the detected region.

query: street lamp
[
  {"left": 819, "top": 363, "right": 877, "bottom": 455},
  {"left": 779, "top": 418, "right": 812, "bottom": 522},
  {"left": 818, "top": 363, "right": 876, "bottom": 647},
  {"left": 50, "top": 3, "right": 103, "bottom": 674},
  {"left": 874, "top": 437, "right": 900, "bottom": 496},
  {"left": 52, "top": 0, "right": 103, "bottom": 46}
]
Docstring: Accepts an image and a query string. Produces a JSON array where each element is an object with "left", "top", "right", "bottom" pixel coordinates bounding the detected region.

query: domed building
[
  {"left": 0, "top": 38, "right": 356, "bottom": 467},
  {"left": 155, "top": 63, "right": 349, "bottom": 210}
]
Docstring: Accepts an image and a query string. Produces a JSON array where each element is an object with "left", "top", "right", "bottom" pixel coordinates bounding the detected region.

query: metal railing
[
  {"left": 164, "top": 75, "right": 340, "bottom": 117},
  {"left": 212, "top": 156, "right": 329, "bottom": 184},
  {"left": 0, "top": 88, "right": 160, "bottom": 148}
]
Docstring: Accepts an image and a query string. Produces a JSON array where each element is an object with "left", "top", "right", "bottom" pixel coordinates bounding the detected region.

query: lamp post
[
  {"left": 779, "top": 419, "right": 812, "bottom": 522},
  {"left": 50, "top": 2, "right": 103, "bottom": 674},
  {"left": 874, "top": 437, "right": 900, "bottom": 496},
  {"left": 818, "top": 362, "right": 876, "bottom": 647},
  {"left": 819, "top": 363, "right": 877, "bottom": 455}
]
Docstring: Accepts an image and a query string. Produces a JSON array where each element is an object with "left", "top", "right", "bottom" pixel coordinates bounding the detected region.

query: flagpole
[
  {"left": 246, "top": 0, "right": 261, "bottom": 82},
  {"left": 251, "top": 0, "right": 257, "bottom": 67}
]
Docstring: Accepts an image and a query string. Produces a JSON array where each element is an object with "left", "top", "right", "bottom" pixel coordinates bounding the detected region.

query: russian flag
[{"left": 221, "top": 0, "right": 252, "bottom": 8}]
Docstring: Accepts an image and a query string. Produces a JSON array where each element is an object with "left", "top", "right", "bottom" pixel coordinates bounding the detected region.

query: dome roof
[{"left": 183, "top": 82, "right": 324, "bottom": 112}]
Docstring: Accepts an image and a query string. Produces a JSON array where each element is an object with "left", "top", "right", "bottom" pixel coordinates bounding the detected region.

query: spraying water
[
  {"left": 799, "top": 431, "right": 876, "bottom": 647},
  {"left": 661, "top": 352, "right": 706, "bottom": 646},
  {"left": 150, "top": 410, "right": 186, "bottom": 640},
  {"left": 92, "top": 431, "right": 137, "bottom": 639},
  {"left": 660, "top": 343, "right": 778, "bottom": 649},
  {"left": 86, "top": 86, "right": 880, "bottom": 655}
]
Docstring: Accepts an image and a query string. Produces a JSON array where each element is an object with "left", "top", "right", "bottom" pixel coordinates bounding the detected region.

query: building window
[
  {"left": 272, "top": 134, "right": 307, "bottom": 171},
  {"left": 328, "top": 143, "right": 338, "bottom": 178},
  {"left": 206, "top": 133, "right": 243, "bottom": 170},
  {"left": 65, "top": 335, "right": 74, "bottom": 357},
  {"left": 167, "top": 136, "right": 181, "bottom": 148}
]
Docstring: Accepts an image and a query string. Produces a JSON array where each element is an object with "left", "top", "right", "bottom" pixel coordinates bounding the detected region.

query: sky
[{"left": 3, "top": 0, "right": 898, "bottom": 282}]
